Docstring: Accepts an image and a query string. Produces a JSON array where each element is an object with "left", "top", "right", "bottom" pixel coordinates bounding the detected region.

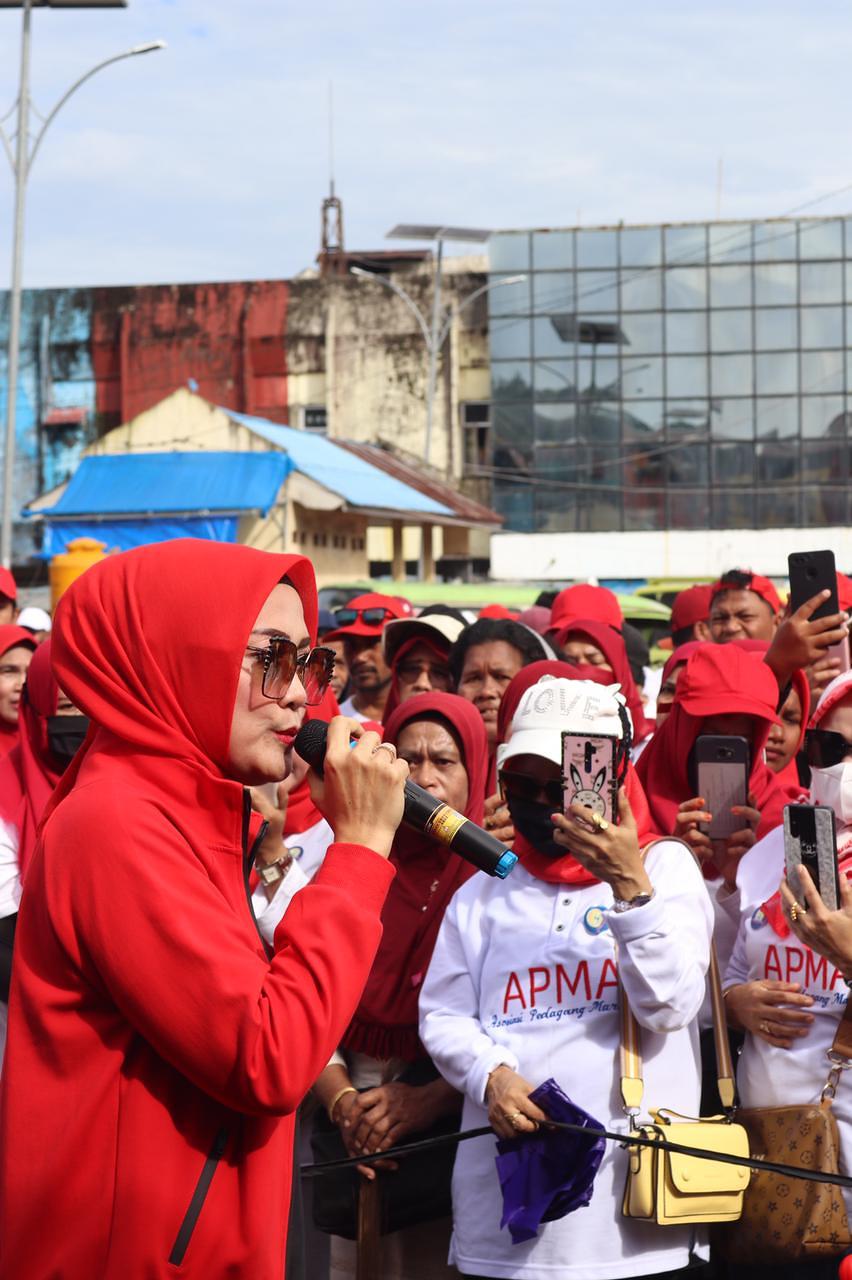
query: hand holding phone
[
  {"left": 787, "top": 549, "right": 850, "bottom": 676},
  {"left": 784, "top": 804, "right": 840, "bottom": 911},
  {"left": 693, "top": 735, "right": 750, "bottom": 840},
  {"left": 562, "top": 732, "right": 618, "bottom": 828}
]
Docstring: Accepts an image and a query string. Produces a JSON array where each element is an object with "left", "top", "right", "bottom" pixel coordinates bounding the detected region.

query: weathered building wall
[
  {"left": 285, "top": 258, "right": 489, "bottom": 483},
  {"left": 3, "top": 261, "right": 489, "bottom": 568}
]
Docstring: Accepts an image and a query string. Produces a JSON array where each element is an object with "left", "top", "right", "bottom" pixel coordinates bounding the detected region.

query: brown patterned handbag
[{"left": 715, "top": 999, "right": 852, "bottom": 1262}]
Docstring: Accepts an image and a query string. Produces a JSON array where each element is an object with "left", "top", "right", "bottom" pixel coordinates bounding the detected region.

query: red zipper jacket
[{"left": 0, "top": 541, "right": 395, "bottom": 1279}]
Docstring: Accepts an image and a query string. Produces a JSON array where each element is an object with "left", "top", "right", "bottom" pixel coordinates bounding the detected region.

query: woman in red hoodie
[{"left": 0, "top": 539, "right": 407, "bottom": 1280}]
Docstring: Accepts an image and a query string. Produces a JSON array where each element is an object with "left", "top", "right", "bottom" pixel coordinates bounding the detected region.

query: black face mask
[
  {"left": 506, "top": 794, "right": 564, "bottom": 859},
  {"left": 46, "top": 715, "right": 90, "bottom": 767}
]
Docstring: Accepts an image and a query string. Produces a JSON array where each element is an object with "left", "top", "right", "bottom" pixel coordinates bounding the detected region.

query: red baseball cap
[
  {"left": 322, "top": 592, "right": 409, "bottom": 642},
  {"left": 0, "top": 625, "right": 36, "bottom": 658},
  {"left": 710, "top": 571, "right": 781, "bottom": 616},
  {"left": 671, "top": 584, "right": 713, "bottom": 634},
  {"left": 550, "top": 584, "right": 622, "bottom": 633},
  {"left": 0, "top": 567, "right": 17, "bottom": 603},
  {"left": 478, "top": 603, "right": 520, "bottom": 621}
]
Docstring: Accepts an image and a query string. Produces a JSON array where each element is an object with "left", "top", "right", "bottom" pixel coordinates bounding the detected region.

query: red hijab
[
  {"left": 490, "top": 658, "right": 612, "bottom": 793},
  {"left": 0, "top": 640, "right": 63, "bottom": 882},
  {"left": 635, "top": 644, "right": 787, "bottom": 858},
  {"left": 0, "top": 626, "right": 37, "bottom": 761},
  {"left": 554, "top": 617, "right": 653, "bottom": 742},
  {"left": 341, "top": 692, "right": 488, "bottom": 1063},
  {"left": 496, "top": 670, "right": 657, "bottom": 885},
  {"left": 660, "top": 641, "right": 707, "bottom": 687},
  {"left": 731, "top": 638, "right": 810, "bottom": 796},
  {"left": 380, "top": 633, "right": 453, "bottom": 728},
  {"left": 45, "top": 540, "right": 318, "bottom": 827}
]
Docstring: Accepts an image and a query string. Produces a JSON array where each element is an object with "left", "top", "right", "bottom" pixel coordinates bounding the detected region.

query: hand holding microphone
[
  {"left": 304, "top": 717, "right": 408, "bottom": 860},
  {"left": 297, "top": 719, "right": 517, "bottom": 879}
]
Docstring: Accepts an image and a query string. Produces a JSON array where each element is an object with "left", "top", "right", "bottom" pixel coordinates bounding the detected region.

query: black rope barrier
[{"left": 301, "top": 1117, "right": 852, "bottom": 1190}]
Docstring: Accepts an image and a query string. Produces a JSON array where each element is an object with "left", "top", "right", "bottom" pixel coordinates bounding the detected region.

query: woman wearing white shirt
[
  {"left": 723, "top": 669, "right": 852, "bottom": 1277},
  {"left": 420, "top": 676, "right": 713, "bottom": 1280}
]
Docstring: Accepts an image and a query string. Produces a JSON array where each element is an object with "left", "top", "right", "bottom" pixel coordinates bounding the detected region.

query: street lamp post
[
  {"left": 350, "top": 262, "right": 526, "bottom": 467},
  {"left": 0, "top": 0, "right": 164, "bottom": 568}
]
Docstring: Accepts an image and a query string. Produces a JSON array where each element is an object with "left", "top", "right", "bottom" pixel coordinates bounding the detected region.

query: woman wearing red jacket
[{"left": 0, "top": 539, "right": 407, "bottom": 1280}]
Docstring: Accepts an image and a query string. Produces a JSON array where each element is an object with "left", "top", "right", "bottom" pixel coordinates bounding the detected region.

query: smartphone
[
  {"left": 562, "top": 732, "right": 618, "bottom": 825},
  {"left": 784, "top": 803, "right": 840, "bottom": 911},
  {"left": 693, "top": 735, "right": 749, "bottom": 841},
  {"left": 788, "top": 549, "right": 851, "bottom": 673}
]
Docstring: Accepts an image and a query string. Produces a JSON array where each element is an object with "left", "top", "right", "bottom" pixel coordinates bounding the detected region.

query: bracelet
[{"left": 327, "top": 1085, "right": 357, "bottom": 1122}]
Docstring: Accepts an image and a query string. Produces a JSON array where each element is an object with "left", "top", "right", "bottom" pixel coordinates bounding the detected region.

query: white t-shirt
[
  {"left": 419, "top": 842, "right": 713, "bottom": 1280},
  {"left": 724, "top": 827, "right": 852, "bottom": 1217},
  {"left": 338, "top": 696, "right": 370, "bottom": 724}
]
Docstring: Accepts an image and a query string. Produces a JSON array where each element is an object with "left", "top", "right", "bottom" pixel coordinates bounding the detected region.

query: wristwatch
[
  {"left": 611, "top": 890, "right": 655, "bottom": 914},
  {"left": 256, "top": 853, "right": 293, "bottom": 886}
]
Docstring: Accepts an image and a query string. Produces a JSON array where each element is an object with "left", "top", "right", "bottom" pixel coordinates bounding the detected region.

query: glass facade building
[{"left": 486, "top": 217, "right": 852, "bottom": 533}]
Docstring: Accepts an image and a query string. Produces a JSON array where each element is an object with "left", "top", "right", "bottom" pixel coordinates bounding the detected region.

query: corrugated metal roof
[
  {"left": 31, "top": 451, "right": 291, "bottom": 517},
  {"left": 335, "top": 440, "right": 503, "bottom": 528},
  {"left": 224, "top": 409, "right": 454, "bottom": 517}
]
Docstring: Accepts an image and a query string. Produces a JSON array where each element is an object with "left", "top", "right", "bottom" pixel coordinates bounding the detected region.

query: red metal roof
[{"left": 334, "top": 440, "right": 503, "bottom": 528}]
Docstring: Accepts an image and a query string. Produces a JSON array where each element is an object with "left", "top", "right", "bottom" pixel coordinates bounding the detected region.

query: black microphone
[{"left": 295, "top": 719, "right": 518, "bottom": 879}]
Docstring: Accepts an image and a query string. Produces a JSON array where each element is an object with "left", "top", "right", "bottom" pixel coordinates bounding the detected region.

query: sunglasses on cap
[
  {"left": 499, "top": 769, "right": 564, "bottom": 810},
  {"left": 804, "top": 727, "right": 852, "bottom": 770},
  {"left": 333, "top": 605, "right": 396, "bottom": 628},
  {"left": 246, "top": 639, "right": 335, "bottom": 704}
]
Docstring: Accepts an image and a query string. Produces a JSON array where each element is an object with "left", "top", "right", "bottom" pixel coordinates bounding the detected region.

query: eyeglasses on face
[
  {"left": 247, "top": 639, "right": 335, "bottom": 705},
  {"left": 804, "top": 727, "right": 852, "bottom": 770},
  {"left": 333, "top": 606, "right": 395, "bottom": 628},
  {"left": 499, "top": 769, "right": 563, "bottom": 810},
  {"left": 397, "top": 660, "right": 452, "bottom": 688}
]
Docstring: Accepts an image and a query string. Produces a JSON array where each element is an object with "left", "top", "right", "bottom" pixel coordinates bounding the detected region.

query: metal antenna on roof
[{"left": 320, "top": 80, "right": 345, "bottom": 273}]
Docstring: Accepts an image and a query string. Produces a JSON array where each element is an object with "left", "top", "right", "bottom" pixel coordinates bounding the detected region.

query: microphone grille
[{"left": 294, "top": 718, "right": 329, "bottom": 770}]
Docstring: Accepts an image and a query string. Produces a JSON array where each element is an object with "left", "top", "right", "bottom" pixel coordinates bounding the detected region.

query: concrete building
[
  {"left": 1, "top": 252, "right": 490, "bottom": 570},
  {"left": 484, "top": 214, "right": 852, "bottom": 582},
  {"left": 25, "top": 390, "right": 499, "bottom": 584}
]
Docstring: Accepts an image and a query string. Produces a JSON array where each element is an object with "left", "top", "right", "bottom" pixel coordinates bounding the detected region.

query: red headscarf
[
  {"left": 380, "top": 633, "right": 454, "bottom": 728},
  {"left": 0, "top": 640, "right": 64, "bottom": 882},
  {"left": 0, "top": 626, "right": 37, "bottom": 761},
  {"left": 495, "top": 668, "right": 657, "bottom": 885},
  {"left": 731, "top": 638, "right": 810, "bottom": 796},
  {"left": 660, "top": 641, "right": 707, "bottom": 687},
  {"left": 44, "top": 540, "right": 318, "bottom": 826},
  {"left": 635, "top": 645, "right": 787, "bottom": 865},
  {"left": 550, "top": 584, "right": 623, "bottom": 633},
  {"left": 487, "top": 659, "right": 610, "bottom": 794},
  {"left": 553, "top": 617, "right": 653, "bottom": 742},
  {"left": 341, "top": 692, "right": 488, "bottom": 1063}
]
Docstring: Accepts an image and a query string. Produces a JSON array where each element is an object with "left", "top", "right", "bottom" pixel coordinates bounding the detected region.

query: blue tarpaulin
[{"left": 27, "top": 451, "right": 292, "bottom": 558}]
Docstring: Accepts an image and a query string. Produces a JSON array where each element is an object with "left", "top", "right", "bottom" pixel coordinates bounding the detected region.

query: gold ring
[
  {"left": 508, "top": 1110, "right": 524, "bottom": 1128},
  {"left": 789, "top": 902, "right": 800, "bottom": 923},
  {"left": 373, "top": 742, "right": 397, "bottom": 760},
  {"left": 591, "top": 812, "right": 609, "bottom": 832},
  {"left": 759, "top": 1020, "right": 771, "bottom": 1035}
]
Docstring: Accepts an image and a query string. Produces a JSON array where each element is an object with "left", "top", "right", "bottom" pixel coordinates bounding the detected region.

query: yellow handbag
[{"left": 621, "top": 945, "right": 751, "bottom": 1225}]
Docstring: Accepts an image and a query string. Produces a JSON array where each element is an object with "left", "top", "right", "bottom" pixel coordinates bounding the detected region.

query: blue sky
[{"left": 1, "top": 0, "right": 851, "bottom": 287}]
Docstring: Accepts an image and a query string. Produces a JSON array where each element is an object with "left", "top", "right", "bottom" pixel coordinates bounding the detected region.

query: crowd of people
[{"left": 2, "top": 546, "right": 852, "bottom": 1280}]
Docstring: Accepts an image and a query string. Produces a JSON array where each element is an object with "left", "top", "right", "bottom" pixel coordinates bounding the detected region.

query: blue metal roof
[
  {"left": 225, "top": 409, "right": 453, "bottom": 516},
  {"left": 31, "top": 451, "right": 292, "bottom": 518}
]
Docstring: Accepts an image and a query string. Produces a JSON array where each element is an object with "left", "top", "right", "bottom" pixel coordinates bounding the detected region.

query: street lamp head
[{"left": 130, "top": 40, "right": 167, "bottom": 55}]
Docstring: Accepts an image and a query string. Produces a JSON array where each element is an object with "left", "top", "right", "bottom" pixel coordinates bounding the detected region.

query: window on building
[
  {"left": 303, "top": 406, "right": 328, "bottom": 432},
  {"left": 462, "top": 402, "right": 492, "bottom": 472}
]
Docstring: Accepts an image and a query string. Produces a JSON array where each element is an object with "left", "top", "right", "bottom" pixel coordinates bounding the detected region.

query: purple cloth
[{"left": 494, "top": 1078, "right": 605, "bottom": 1245}]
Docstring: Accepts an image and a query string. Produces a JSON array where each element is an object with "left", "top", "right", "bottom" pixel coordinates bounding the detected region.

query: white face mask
[{"left": 809, "top": 762, "right": 852, "bottom": 828}]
